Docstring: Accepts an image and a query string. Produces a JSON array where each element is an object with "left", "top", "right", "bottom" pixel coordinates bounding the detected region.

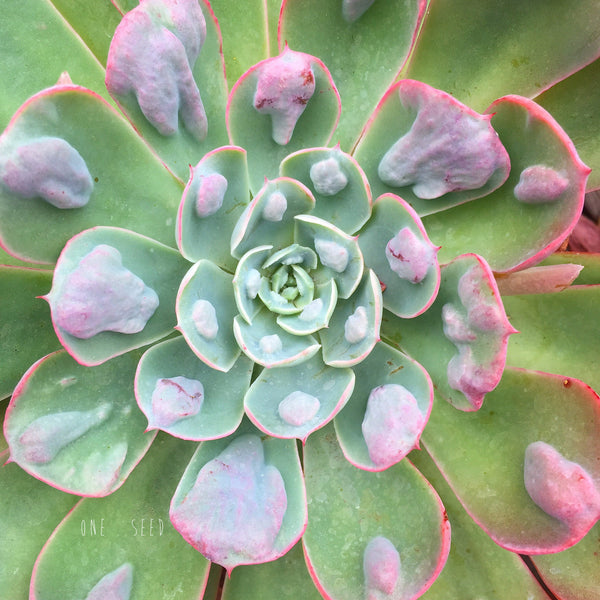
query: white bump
[
  {"left": 278, "top": 391, "right": 320, "bottom": 427},
  {"left": 259, "top": 334, "right": 282, "bottom": 354},
  {"left": 192, "top": 299, "right": 218, "bottom": 340},
  {"left": 196, "top": 173, "right": 228, "bottom": 217},
  {"left": 344, "top": 306, "right": 368, "bottom": 344},
  {"left": 314, "top": 238, "right": 349, "bottom": 273},
  {"left": 299, "top": 298, "right": 323, "bottom": 321},
  {"left": 309, "top": 157, "right": 348, "bottom": 196},
  {"left": 246, "top": 268, "right": 261, "bottom": 299},
  {"left": 262, "top": 191, "right": 287, "bottom": 221}
]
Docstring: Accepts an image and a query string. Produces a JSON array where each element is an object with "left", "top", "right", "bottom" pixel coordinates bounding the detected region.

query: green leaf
[
  {"left": 303, "top": 423, "right": 450, "bottom": 600},
  {"left": 29, "top": 433, "right": 210, "bottom": 600},
  {"left": 410, "top": 448, "right": 550, "bottom": 600},
  {"left": 136, "top": 335, "right": 252, "bottom": 440},
  {"left": 0, "top": 87, "right": 184, "bottom": 263},
  {"left": 0, "top": 451, "right": 77, "bottom": 600},
  {"left": 403, "top": 0, "right": 600, "bottom": 112},
  {"left": 421, "top": 367, "right": 600, "bottom": 553},
  {"left": 5, "top": 349, "right": 155, "bottom": 497},
  {"left": 280, "top": 0, "right": 427, "bottom": 149},
  {"left": 0, "top": 266, "right": 61, "bottom": 400}
]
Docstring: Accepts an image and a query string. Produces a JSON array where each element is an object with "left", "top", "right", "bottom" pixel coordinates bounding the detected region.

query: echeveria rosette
[{"left": 1, "top": 1, "right": 600, "bottom": 599}]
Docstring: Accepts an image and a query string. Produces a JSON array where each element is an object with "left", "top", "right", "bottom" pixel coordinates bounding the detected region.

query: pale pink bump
[
  {"left": 170, "top": 434, "right": 287, "bottom": 569},
  {"left": 52, "top": 244, "right": 159, "bottom": 339},
  {"left": 278, "top": 390, "right": 321, "bottom": 427},
  {"left": 363, "top": 536, "right": 401, "bottom": 597},
  {"left": 361, "top": 384, "right": 424, "bottom": 468},
  {"left": 85, "top": 562, "right": 133, "bottom": 600},
  {"left": 524, "top": 441, "right": 600, "bottom": 532},
  {"left": 385, "top": 226, "right": 438, "bottom": 284},
  {"left": 378, "top": 83, "right": 509, "bottom": 199},
  {"left": 253, "top": 48, "right": 316, "bottom": 145},
  {"left": 1, "top": 136, "right": 93, "bottom": 208},
  {"left": 151, "top": 376, "right": 204, "bottom": 428},
  {"left": 514, "top": 165, "right": 569, "bottom": 204},
  {"left": 196, "top": 173, "right": 228, "bottom": 217}
]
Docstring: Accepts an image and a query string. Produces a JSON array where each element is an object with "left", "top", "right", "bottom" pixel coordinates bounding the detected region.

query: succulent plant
[{"left": 1, "top": 1, "right": 600, "bottom": 599}]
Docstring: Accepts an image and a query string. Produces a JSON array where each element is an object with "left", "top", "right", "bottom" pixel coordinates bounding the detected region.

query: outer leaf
[
  {"left": 227, "top": 48, "right": 340, "bottom": 193},
  {"left": 0, "top": 452, "right": 76, "bottom": 600},
  {"left": 46, "top": 227, "right": 190, "bottom": 366},
  {"left": 177, "top": 145, "right": 250, "bottom": 272},
  {"left": 422, "top": 367, "right": 600, "bottom": 554},
  {"left": 170, "top": 419, "right": 307, "bottom": 573},
  {"left": 410, "top": 448, "right": 550, "bottom": 600},
  {"left": 29, "top": 433, "right": 211, "bottom": 600},
  {"left": 105, "top": 0, "right": 229, "bottom": 181},
  {"left": 303, "top": 423, "right": 450, "bottom": 600},
  {"left": 135, "top": 335, "right": 252, "bottom": 440},
  {"left": 5, "top": 349, "right": 155, "bottom": 497},
  {"left": 0, "top": 86, "right": 183, "bottom": 263},
  {"left": 223, "top": 541, "right": 323, "bottom": 600},
  {"left": 423, "top": 95, "right": 590, "bottom": 272},
  {"left": 244, "top": 352, "right": 355, "bottom": 442},
  {"left": 334, "top": 342, "right": 432, "bottom": 472},
  {"left": 402, "top": 0, "right": 600, "bottom": 112},
  {"left": 0, "top": 266, "right": 61, "bottom": 400},
  {"left": 280, "top": 0, "right": 427, "bottom": 149}
]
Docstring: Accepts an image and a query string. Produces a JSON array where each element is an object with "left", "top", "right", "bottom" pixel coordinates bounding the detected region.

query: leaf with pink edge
[
  {"left": 177, "top": 145, "right": 250, "bottom": 271},
  {"left": 170, "top": 419, "right": 307, "bottom": 573},
  {"left": 222, "top": 541, "right": 323, "bottom": 600},
  {"left": 4, "top": 349, "right": 154, "bottom": 497},
  {"left": 29, "top": 433, "right": 211, "bottom": 600},
  {"left": 320, "top": 269, "right": 382, "bottom": 367},
  {"left": 105, "top": 0, "right": 229, "bottom": 180},
  {"left": 0, "top": 451, "right": 76, "bottom": 599},
  {"left": 135, "top": 335, "right": 252, "bottom": 440},
  {"left": 383, "top": 254, "right": 516, "bottom": 411},
  {"left": 358, "top": 193, "right": 440, "bottom": 318},
  {"left": 45, "top": 226, "right": 189, "bottom": 367},
  {"left": 244, "top": 352, "right": 354, "bottom": 442},
  {"left": 422, "top": 95, "right": 590, "bottom": 272},
  {"left": 303, "top": 423, "right": 450, "bottom": 600},
  {"left": 176, "top": 259, "right": 241, "bottom": 372},
  {"left": 353, "top": 79, "right": 511, "bottom": 215},
  {"left": 0, "top": 266, "right": 61, "bottom": 400},
  {"left": 231, "top": 177, "right": 315, "bottom": 259},
  {"left": 280, "top": 146, "right": 372, "bottom": 234},
  {"left": 227, "top": 46, "right": 340, "bottom": 193},
  {"left": 422, "top": 367, "right": 600, "bottom": 554},
  {"left": 409, "top": 448, "right": 550, "bottom": 600},
  {"left": 0, "top": 85, "right": 184, "bottom": 264},
  {"left": 280, "top": 0, "right": 427, "bottom": 150},
  {"left": 233, "top": 308, "right": 320, "bottom": 368},
  {"left": 334, "top": 342, "right": 432, "bottom": 472},
  {"left": 532, "top": 522, "right": 600, "bottom": 600},
  {"left": 402, "top": 0, "right": 600, "bottom": 113}
]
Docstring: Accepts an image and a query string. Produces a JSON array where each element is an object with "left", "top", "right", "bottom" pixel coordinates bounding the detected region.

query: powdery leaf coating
[
  {"left": 524, "top": 441, "right": 600, "bottom": 532},
  {"left": 85, "top": 562, "right": 133, "bottom": 600},
  {"left": 0, "top": 136, "right": 93, "bottom": 208},
  {"left": 363, "top": 536, "right": 401, "bottom": 598},
  {"left": 315, "top": 238, "right": 349, "bottom": 273},
  {"left": 150, "top": 376, "right": 204, "bottom": 428},
  {"left": 262, "top": 191, "right": 288, "bottom": 221},
  {"left": 17, "top": 404, "right": 111, "bottom": 463},
  {"left": 106, "top": 0, "right": 208, "bottom": 140},
  {"left": 278, "top": 391, "right": 321, "bottom": 427},
  {"left": 170, "top": 434, "right": 287, "bottom": 570},
  {"left": 442, "top": 264, "right": 516, "bottom": 409},
  {"left": 514, "top": 165, "right": 569, "bottom": 204},
  {"left": 253, "top": 47, "right": 316, "bottom": 145},
  {"left": 52, "top": 245, "right": 159, "bottom": 339},
  {"left": 344, "top": 305, "right": 368, "bottom": 344},
  {"left": 378, "top": 83, "right": 509, "bottom": 199},
  {"left": 309, "top": 156, "right": 348, "bottom": 196},
  {"left": 192, "top": 299, "right": 219, "bottom": 340},
  {"left": 196, "top": 173, "right": 228, "bottom": 217},
  {"left": 385, "top": 226, "right": 439, "bottom": 284},
  {"left": 361, "top": 384, "right": 424, "bottom": 468}
]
